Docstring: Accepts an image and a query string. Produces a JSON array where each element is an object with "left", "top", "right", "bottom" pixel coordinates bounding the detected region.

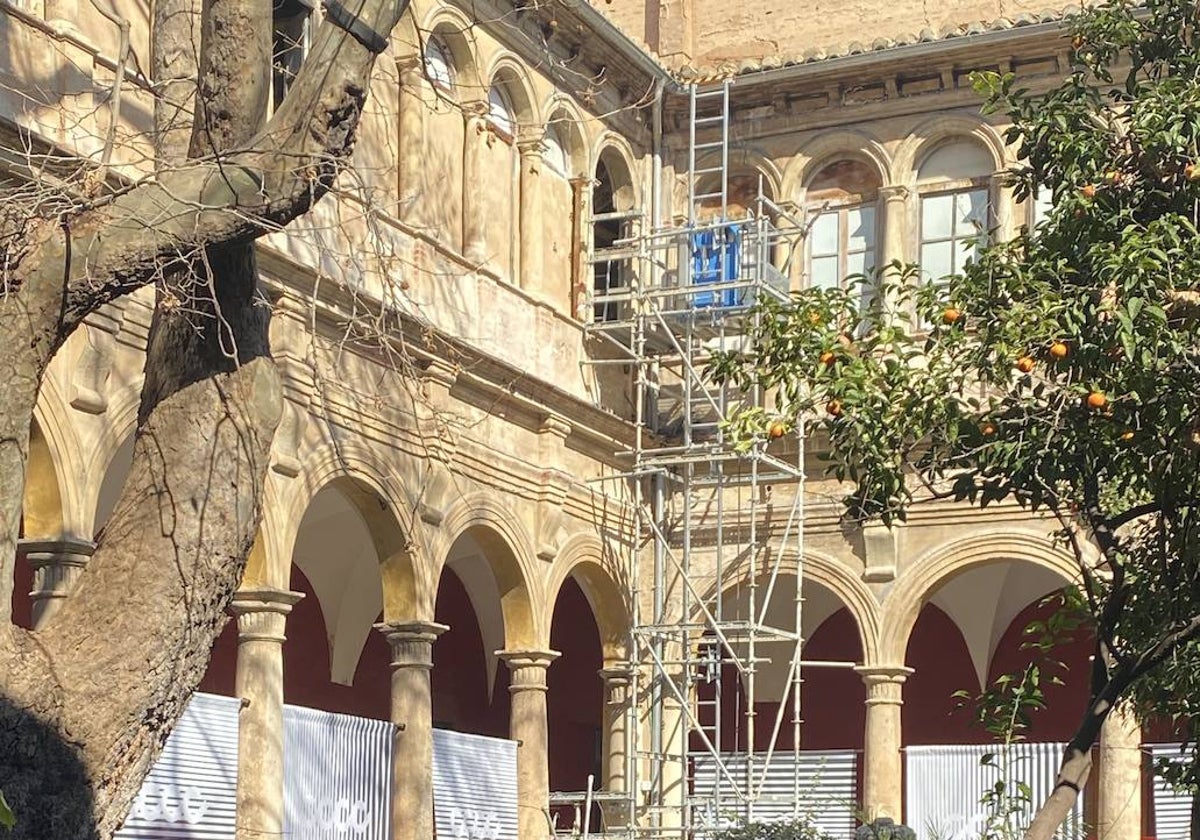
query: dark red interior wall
[
  {"left": 197, "top": 618, "right": 238, "bottom": 696},
  {"left": 431, "top": 566, "right": 510, "bottom": 738},
  {"left": 903, "top": 603, "right": 984, "bottom": 745},
  {"left": 694, "top": 608, "right": 866, "bottom": 753},
  {"left": 11, "top": 546, "right": 33, "bottom": 630},
  {"left": 795, "top": 608, "right": 865, "bottom": 751},
  {"left": 547, "top": 577, "right": 604, "bottom": 792},
  {"left": 987, "top": 595, "right": 1093, "bottom": 741},
  {"left": 281, "top": 565, "right": 391, "bottom": 719}
]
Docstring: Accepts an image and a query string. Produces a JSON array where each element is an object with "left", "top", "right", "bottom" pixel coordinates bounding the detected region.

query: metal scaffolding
[{"left": 571, "top": 81, "right": 819, "bottom": 839}]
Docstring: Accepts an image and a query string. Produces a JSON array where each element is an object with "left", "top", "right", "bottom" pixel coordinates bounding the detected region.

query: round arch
[
  {"left": 432, "top": 492, "right": 541, "bottom": 650},
  {"left": 542, "top": 97, "right": 589, "bottom": 178},
  {"left": 416, "top": 6, "right": 484, "bottom": 97},
  {"left": 483, "top": 54, "right": 541, "bottom": 135},
  {"left": 878, "top": 530, "right": 1082, "bottom": 665},
  {"left": 280, "top": 440, "right": 428, "bottom": 621},
  {"left": 781, "top": 129, "right": 892, "bottom": 201},
  {"left": 592, "top": 134, "right": 641, "bottom": 212},
  {"left": 892, "top": 114, "right": 1008, "bottom": 187},
  {"left": 546, "top": 533, "right": 631, "bottom": 661}
]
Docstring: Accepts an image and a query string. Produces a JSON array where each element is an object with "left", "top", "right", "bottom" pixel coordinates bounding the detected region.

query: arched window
[
  {"left": 543, "top": 123, "right": 570, "bottom": 179},
  {"left": 804, "top": 159, "right": 880, "bottom": 293},
  {"left": 424, "top": 37, "right": 455, "bottom": 92},
  {"left": 916, "top": 140, "right": 993, "bottom": 283},
  {"left": 488, "top": 85, "right": 516, "bottom": 140}
]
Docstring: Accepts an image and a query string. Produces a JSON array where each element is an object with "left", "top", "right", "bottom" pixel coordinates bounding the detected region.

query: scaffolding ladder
[{"left": 571, "top": 81, "right": 834, "bottom": 840}]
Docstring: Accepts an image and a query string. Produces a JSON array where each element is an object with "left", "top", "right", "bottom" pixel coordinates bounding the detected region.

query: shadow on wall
[{"left": 0, "top": 695, "right": 96, "bottom": 840}]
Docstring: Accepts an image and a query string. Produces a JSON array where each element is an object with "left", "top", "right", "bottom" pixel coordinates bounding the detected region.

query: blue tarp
[{"left": 690, "top": 226, "right": 741, "bottom": 307}]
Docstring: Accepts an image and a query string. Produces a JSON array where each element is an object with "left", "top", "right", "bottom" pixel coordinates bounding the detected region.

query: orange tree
[{"left": 709, "top": 1, "right": 1200, "bottom": 837}]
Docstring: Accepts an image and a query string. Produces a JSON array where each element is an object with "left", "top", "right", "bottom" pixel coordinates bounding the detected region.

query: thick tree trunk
[
  {"left": 0, "top": 244, "right": 280, "bottom": 840},
  {"left": 1024, "top": 746, "right": 1093, "bottom": 840}
]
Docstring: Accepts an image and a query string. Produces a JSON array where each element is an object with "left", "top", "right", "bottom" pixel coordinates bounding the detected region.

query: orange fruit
[
  {"left": 807, "top": 311, "right": 823, "bottom": 326},
  {"left": 1119, "top": 430, "right": 1135, "bottom": 441},
  {"left": 1080, "top": 184, "right": 1097, "bottom": 199},
  {"left": 1086, "top": 391, "right": 1107, "bottom": 410},
  {"left": 1049, "top": 341, "right": 1069, "bottom": 359},
  {"left": 942, "top": 307, "right": 962, "bottom": 325},
  {"left": 981, "top": 423, "right": 997, "bottom": 436},
  {"left": 826, "top": 399, "right": 843, "bottom": 418},
  {"left": 1071, "top": 34, "right": 1085, "bottom": 50},
  {"left": 1016, "top": 356, "right": 1035, "bottom": 374},
  {"left": 768, "top": 421, "right": 786, "bottom": 440},
  {"left": 819, "top": 351, "right": 836, "bottom": 366},
  {"left": 1186, "top": 163, "right": 1200, "bottom": 182}
]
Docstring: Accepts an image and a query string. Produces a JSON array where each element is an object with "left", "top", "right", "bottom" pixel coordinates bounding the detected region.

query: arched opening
[
  {"left": 431, "top": 524, "right": 534, "bottom": 737},
  {"left": 93, "top": 432, "right": 134, "bottom": 538},
  {"left": 542, "top": 111, "right": 585, "bottom": 313},
  {"left": 916, "top": 139, "right": 994, "bottom": 285},
  {"left": 278, "top": 480, "right": 395, "bottom": 717},
  {"left": 591, "top": 147, "right": 637, "bottom": 324},
  {"left": 481, "top": 73, "right": 525, "bottom": 281},
  {"left": 547, "top": 576, "right": 604, "bottom": 828},
  {"left": 13, "top": 419, "right": 65, "bottom": 628},
  {"left": 418, "top": 26, "right": 468, "bottom": 250},
  {"left": 804, "top": 158, "right": 882, "bottom": 305},
  {"left": 696, "top": 574, "right": 864, "bottom": 753},
  {"left": 901, "top": 559, "right": 1094, "bottom": 838}
]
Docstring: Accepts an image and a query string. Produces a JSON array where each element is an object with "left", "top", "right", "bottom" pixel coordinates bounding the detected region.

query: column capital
[
  {"left": 516, "top": 132, "right": 545, "bottom": 157},
  {"left": 855, "top": 664, "right": 914, "bottom": 706},
  {"left": 498, "top": 649, "right": 561, "bottom": 692},
  {"left": 878, "top": 184, "right": 910, "bottom": 203},
  {"left": 230, "top": 588, "right": 304, "bottom": 643},
  {"left": 375, "top": 620, "right": 449, "bottom": 670},
  {"left": 598, "top": 660, "right": 638, "bottom": 687}
]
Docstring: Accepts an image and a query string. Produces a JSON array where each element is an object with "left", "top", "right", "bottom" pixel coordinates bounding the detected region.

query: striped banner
[
  {"left": 116, "top": 693, "right": 241, "bottom": 840},
  {"left": 282, "top": 704, "right": 395, "bottom": 840},
  {"left": 1149, "top": 743, "right": 1192, "bottom": 840},
  {"left": 905, "top": 742, "right": 1083, "bottom": 840},
  {"left": 690, "top": 751, "right": 858, "bottom": 839},
  {"left": 432, "top": 729, "right": 520, "bottom": 840}
]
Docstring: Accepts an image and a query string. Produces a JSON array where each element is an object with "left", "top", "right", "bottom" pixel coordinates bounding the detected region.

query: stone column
[
  {"left": 1098, "top": 705, "right": 1142, "bottom": 840},
  {"left": 21, "top": 537, "right": 95, "bottom": 629},
  {"left": 462, "top": 104, "right": 489, "bottom": 265},
  {"left": 376, "top": 621, "right": 448, "bottom": 840},
  {"left": 856, "top": 665, "right": 913, "bottom": 821},
  {"left": 230, "top": 587, "right": 304, "bottom": 840},
  {"left": 395, "top": 58, "right": 425, "bottom": 225},
  {"left": 992, "top": 172, "right": 1018, "bottom": 243},
  {"left": 877, "top": 185, "right": 911, "bottom": 323},
  {"left": 499, "top": 649, "right": 560, "bottom": 840},
  {"left": 598, "top": 661, "right": 637, "bottom": 828},
  {"left": 517, "top": 132, "right": 545, "bottom": 293}
]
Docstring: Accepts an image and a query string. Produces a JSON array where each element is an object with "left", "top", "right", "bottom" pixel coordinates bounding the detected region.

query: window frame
[
  {"left": 917, "top": 182, "right": 993, "bottom": 285},
  {"left": 805, "top": 201, "right": 879, "bottom": 294},
  {"left": 423, "top": 37, "right": 456, "bottom": 94},
  {"left": 487, "top": 84, "right": 517, "bottom": 143}
]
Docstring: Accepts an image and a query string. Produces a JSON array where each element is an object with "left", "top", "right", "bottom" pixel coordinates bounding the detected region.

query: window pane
[
  {"left": 921, "top": 194, "right": 954, "bottom": 240},
  {"left": 424, "top": 39, "right": 454, "bottom": 89},
  {"left": 1032, "top": 188, "right": 1054, "bottom": 228},
  {"left": 955, "top": 189, "right": 988, "bottom": 234},
  {"left": 543, "top": 124, "right": 569, "bottom": 178},
  {"left": 846, "top": 250, "right": 868, "bottom": 278},
  {"left": 921, "top": 240, "right": 953, "bottom": 282},
  {"left": 810, "top": 255, "right": 839, "bottom": 290},
  {"left": 488, "top": 86, "right": 515, "bottom": 136},
  {"left": 846, "top": 206, "right": 875, "bottom": 253},
  {"left": 810, "top": 212, "right": 839, "bottom": 256}
]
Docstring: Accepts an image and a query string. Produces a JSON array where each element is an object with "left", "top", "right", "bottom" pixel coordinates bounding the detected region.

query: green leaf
[{"left": 0, "top": 790, "right": 14, "bottom": 830}]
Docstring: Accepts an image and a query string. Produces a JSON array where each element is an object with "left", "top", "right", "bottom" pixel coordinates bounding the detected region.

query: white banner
[
  {"left": 905, "top": 742, "right": 1084, "bottom": 840},
  {"left": 117, "top": 693, "right": 241, "bottom": 840},
  {"left": 1150, "top": 743, "right": 1192, "bottom": 840},
  {"left": 690, "top": 751, "right": 857, "bottom": 840},
  {"left": 283, "top": 704, "right": 395, "bottom": 840},
  {"left": 432, "top": 729, "right": 519, "bottom": 840}
]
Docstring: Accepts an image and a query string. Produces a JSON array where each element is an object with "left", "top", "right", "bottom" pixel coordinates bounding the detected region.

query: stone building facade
[{"left": 0, "top": 0, "right": 1162, "bottom": 838}]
